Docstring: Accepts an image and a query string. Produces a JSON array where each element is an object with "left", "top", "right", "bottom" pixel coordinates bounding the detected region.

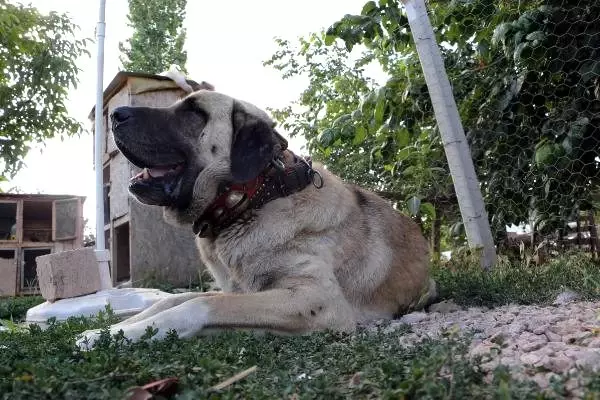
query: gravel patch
[{"left": 368, "top": 295, "right": 600, "bottom": 399}]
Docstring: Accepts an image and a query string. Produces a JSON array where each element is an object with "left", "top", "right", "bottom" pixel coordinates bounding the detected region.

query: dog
[{"left": 76, "top": 89, "right": 436, "bottom": 349}]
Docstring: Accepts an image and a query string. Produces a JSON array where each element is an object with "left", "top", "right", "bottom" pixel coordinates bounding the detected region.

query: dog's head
[{"left": 110, "top": 90, "right": 287, "bottom": 225}]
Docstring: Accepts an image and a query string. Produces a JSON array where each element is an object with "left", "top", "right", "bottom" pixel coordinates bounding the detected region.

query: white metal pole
[
  {"left": 94, "top": 0, "right": 112, "bottom": 288},
  {"left": 401, "top": 0, "right": 497, "bottom": 268}
]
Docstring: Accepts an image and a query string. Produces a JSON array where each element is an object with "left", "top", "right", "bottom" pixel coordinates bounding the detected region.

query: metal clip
[
  {"left": 299, "top": 156, "right": 323, "bottom": 189},
  {"left": 310, "top": 170, "right": 324, "bottom": 189}
]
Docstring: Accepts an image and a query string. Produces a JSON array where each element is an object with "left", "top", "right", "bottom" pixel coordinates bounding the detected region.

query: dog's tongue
[{"left": 147, "top": 167, "right": 173, "bottom": 178}]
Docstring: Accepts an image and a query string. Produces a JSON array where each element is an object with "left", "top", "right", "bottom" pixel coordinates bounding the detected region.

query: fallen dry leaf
[
  {"left": 125, "top": 377, "right": 179, "bottom": 399},
  {"left": 348, "top": 371, "right": 363, "bottom": 388}
]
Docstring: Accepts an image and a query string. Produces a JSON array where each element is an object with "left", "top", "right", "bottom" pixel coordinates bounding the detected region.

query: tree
[
  {"left": 267, "top": 0, "right": 600, "bottom": 255},
  {"left": 265, "top": 33, "right": 457, "bottom": 258},
  {"left": 0, "top": 0, "right": 89, "bottom": 181},
  {"left": 119, "top": 0, "right": 188, "bottom": 74}
]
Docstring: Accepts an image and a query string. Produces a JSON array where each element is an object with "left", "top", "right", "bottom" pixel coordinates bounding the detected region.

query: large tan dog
[{"left": 76, "top": 90, "right": 435, "bottom": 349}]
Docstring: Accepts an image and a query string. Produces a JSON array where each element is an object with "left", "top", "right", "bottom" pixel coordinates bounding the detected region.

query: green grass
[
  {"left": 2, "top": 252, "right": 600, "bottom": 398},
  {"left": 433, "top": 251, "right": 600, "bottom": 307}
]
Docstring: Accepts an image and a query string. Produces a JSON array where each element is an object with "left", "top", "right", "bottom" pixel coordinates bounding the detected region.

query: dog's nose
[{"left": 111, "top": 107, "right": 133, "bottom": 125}]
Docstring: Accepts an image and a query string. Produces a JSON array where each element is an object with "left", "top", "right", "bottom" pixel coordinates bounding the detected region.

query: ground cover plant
[
  {"left": 0, "top": 296, "right": 44, "bottom": 321},
  {"left": 0, "top": 312, "right": 552, "bottom": 399},
  {"left": 2, "top": 253, "right": 600, "bottom": 399}
]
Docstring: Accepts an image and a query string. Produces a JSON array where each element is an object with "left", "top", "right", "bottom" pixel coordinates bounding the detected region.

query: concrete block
[
  {"left": 0, "top": 258, "right": 17, "bottom": 297},
  {"left": 36, "top": 248, "right": 103, "bottom": 302}
]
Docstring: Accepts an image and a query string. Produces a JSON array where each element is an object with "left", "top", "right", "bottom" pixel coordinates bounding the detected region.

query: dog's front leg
[{"left": 76, "top": 283, "right": 355, "bottom": 350}]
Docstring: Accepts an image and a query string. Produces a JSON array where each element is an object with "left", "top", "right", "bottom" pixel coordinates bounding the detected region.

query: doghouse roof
[
  {"left": 87, "top": 71, "right": 205, "bottom": 120},
  {"left": 0, "top": 193, "right": 86, "bottom": 202}
]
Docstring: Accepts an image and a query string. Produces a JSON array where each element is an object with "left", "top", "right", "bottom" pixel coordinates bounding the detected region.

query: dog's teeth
[{"left": 143, "top": 168, "right": 150, "bottom": 180}]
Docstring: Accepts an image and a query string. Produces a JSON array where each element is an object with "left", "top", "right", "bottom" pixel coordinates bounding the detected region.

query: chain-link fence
[{"left": 266, "top": 0, "right": 600, "bottom": 264}]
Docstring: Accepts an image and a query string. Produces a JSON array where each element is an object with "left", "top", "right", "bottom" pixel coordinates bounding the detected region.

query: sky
[{"left": 2, "top": 0, "right": 372, "bottom": 234}]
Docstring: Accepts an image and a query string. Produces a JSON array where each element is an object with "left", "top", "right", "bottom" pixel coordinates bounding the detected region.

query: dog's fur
[{"left": 76, "top": 90, "right": 435, "bottom": 349}]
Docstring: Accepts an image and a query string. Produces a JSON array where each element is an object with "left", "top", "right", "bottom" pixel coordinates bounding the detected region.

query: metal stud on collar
[{"left": 225, "top": 192, "right": 245, "bottom": 208}]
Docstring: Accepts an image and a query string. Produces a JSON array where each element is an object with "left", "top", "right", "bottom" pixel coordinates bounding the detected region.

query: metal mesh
[{"left": 266, "top": 0, "right": 600, "bottom": 261}]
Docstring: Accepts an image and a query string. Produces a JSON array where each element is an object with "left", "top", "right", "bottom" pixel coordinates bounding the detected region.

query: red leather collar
[{"left": 193, "top": 152, "right": 322, "bottom": 238}]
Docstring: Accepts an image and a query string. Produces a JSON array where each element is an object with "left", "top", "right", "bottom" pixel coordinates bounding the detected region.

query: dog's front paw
[{"left": 76, "top": 329, "right": 103, "bottom": 351}]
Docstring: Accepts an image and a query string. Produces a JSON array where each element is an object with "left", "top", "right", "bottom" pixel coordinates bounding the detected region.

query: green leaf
[
  {"left": 492, "top": 23, "right": 511, "bottom": 45},
  {"left": 333, "top": 114, "right": 352, "bottom": 127},
  {"left": 544, "top": 179, "right": 552, "bottom": 199},
  {"left": 374, "top": 97, "right": 386, "bottom": 126},
  {"left": 361, "top": 1, "right": 377, "bottom": 16},
  {"left": 402, "top": 165, "right": 417, "bottom": 176},
  {"left": 406, "top": 196, "right": 421, "bottom": 216},
  {"left": 513, "top": 42, "right": 530, "bottom": 62},
  {"left": 450, "top": 222, "right": 464, "bottom": 237},
  {"left": 396, "top": 129, "right": 410, "bottom": 148},
  {"left": 561, "top": 136, "right": 572, "bottom": 155},
  {"left": 579, "top": 61, "right": 600, "bottom": 83},
  {"left": 420, "top": 202, "right": 436, "bottom": 219},
  {"left": 568, "top": 116, "right": 589, "bottom": 140},
  {"left": 525, "top": 31, "right": 545, "bottom": 42},
  {"left": 397, "top": 146, "right": 413, "bottom": 162},
  {"left": 534, "top": 141, "right": 555, "bottom": 166},
  {"left": 353, "top": 125, "right": 367, "bottom": 145},
  {"left": 318, "top": 128, "right": 336, "bottom": 148}
]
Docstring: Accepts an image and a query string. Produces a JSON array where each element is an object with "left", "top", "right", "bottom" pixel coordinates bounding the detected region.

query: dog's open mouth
[
  {"left": 131, "top": 164, "right": 185, "bottom": 183},
  {"left": 129, "top": 163, "right": 187, "bottom": 206}
]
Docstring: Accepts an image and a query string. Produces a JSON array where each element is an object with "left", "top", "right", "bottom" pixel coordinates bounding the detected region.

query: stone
[
  {"left": 470, "top": 343, "right": 496, "bottom": 360},
  {"left": 563, "top": 331, "right": 592, "bottom": 345},
  {"left": 516, "top": 331, "right": 548, "bottom": 352},
  {"left": 546, "top": 356, "right": 574, "bottom": 374},
  {"left": 531, "top": 374, "right": 550, "bottom": 390},
  {"left": 553, "top": 290, "right": 581, "bottom": 306},
  {"left": 574, "top": 350, "right": 600, "bottom": 372},
  {"left": 480, "top": 360, "right": 500, "bottom": 372},
  {"left": 508, "top": 322, "right": 527, "bottom": 336},
  {"left": 565, "top": 377, "right": 580, "bottom": 392},
  {"left": 532, "top": 325, "right": 548, "bottom": 335},
  {"left": 36, "top": 248, "right": 102, "bottom": 302},
  {"left": 520, "top": 340, "right": 546, "bottom": 353},
  {"left": 500, "top": 356, "right": 519, "bottom": 368},
  {"left": 549, "top": 319, "right": 579, "bottom": 337},
  {"left": 399, "top": 312, "right": 429, "bottom": 324},
  {"left": 489, "top": 331, "right": 507, "bottom": 345},
  {"left": 428, "top": 300, "right": 462, "bottom": 314},
  {"left": 520, "top": 352, "right": 541, "bottom": 365},
  {"left": 545, "top": 330, "right": 562, "bottom": 342}
]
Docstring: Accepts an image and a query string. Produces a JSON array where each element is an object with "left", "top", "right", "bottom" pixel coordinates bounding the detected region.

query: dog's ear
[
  {"left": 189, "top": 81, "right": 215, "bottom": 92},
  {"left": 230, "top": 101, "right": 278, "bottom": 183}
]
